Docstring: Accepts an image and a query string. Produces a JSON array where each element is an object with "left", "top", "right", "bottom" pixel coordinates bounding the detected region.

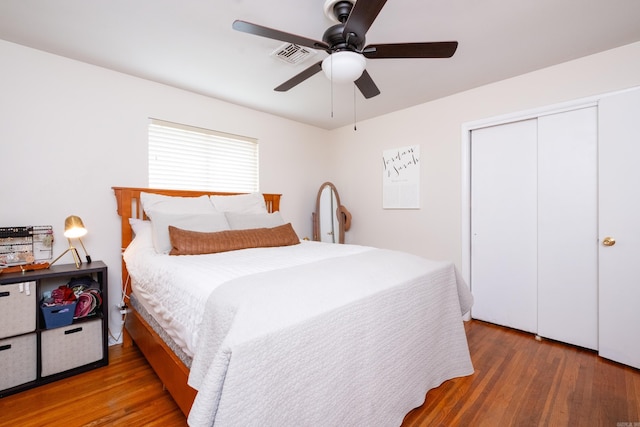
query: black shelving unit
[{"left": 0, "top": 261, "right": 109, "bottom": 397}]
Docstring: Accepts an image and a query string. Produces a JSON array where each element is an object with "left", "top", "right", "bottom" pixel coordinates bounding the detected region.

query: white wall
[
  {"left": 0, "top": 40, "right": 331, "bottom": 343},
  {"left": 330, "top": 41, "right": 640, "bottom": 268}
]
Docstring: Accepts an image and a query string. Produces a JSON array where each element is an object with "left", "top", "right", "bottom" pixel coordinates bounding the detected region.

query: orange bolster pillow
[{"left": 169, "top": 223, "right": 300, "bottom": 255}]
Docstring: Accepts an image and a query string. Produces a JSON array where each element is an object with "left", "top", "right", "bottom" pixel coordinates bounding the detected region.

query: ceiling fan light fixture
[{"left": 322, "top": 51, "right": 366, "bottom": 84}]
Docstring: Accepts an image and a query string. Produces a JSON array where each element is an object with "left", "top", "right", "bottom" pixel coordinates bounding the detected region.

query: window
[{"left": 148, "top": 119, "right": 259, "bottom": 192}]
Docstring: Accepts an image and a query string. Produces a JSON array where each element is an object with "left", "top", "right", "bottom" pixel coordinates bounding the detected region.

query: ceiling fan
[{"left": 232, "top": 0, "right": 458, "bottom": 99}]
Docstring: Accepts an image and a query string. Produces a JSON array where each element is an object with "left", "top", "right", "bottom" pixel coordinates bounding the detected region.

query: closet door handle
[{"left": 602, "top": 236, "right": 616, "bottom": 246}]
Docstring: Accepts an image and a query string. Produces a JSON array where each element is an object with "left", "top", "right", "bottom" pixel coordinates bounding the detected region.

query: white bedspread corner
[{"left": 187, "top": 248, "right": 474, "bottom": 427}]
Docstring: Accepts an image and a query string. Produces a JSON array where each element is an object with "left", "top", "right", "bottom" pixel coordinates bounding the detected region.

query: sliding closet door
[
  {"left": 598, "top": 89, "right": 640, "bottom": 369},
  {"left": 470, "top": 119, "right": 538, "bottom": 333},
  {"left": 537, "top": 107, "right": 598, "bottom": 350}
]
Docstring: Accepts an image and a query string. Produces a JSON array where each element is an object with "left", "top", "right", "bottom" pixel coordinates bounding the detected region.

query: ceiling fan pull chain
[
  {"left": 353, "top": 83, "right": 357, "bottom": 131},
  {"left": 331, "top": 86, "right": 334, "bottom": 118},
  {"left": 330, "top": 56, "right": 334, "bottom": 118}
]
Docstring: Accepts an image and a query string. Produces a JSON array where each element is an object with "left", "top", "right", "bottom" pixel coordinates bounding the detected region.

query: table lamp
[{"left": 49, "top": 215, "right": 92, "bottom": 268}]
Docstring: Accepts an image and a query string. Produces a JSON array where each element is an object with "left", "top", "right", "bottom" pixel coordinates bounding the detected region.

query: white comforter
[
  {"left": 185, "top": 248, "right": 474, "bottom": 427},
  {"left": 124, "top": 233, "right": 374, "bottom": 357}
]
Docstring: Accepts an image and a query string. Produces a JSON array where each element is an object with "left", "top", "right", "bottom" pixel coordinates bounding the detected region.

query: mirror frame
[{"left": 312, "top": 182, "right": 345, "bottom": 244}]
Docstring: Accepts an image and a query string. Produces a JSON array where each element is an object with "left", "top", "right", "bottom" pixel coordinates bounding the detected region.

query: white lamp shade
[{"left": 322, "top": 51, "right": 366, "bottom": 84}]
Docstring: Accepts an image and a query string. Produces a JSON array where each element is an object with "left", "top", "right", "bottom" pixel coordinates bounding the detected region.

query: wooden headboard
[{"left": 112, "top": 187, "right": 281, "bottom": 290}]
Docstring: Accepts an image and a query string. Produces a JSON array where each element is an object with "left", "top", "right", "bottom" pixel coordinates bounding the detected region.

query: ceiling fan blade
[
  {"left": 274, "top": 61, "right": 324, "bottom": 92},
  {"left": 363, "top": 41, "right": 458, "bottom": 59},
  {"left": 355, "top": 69, "right": 381, "bottom": 99},
  {"left": 342, "top": 0, "right": 387, "bottom": 40},
  {"left": 233, "top": 20, "right": 329, "bottom": 51}
]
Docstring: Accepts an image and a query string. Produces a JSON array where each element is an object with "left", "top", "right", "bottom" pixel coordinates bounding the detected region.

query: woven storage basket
[
  {"left": 0, "top": 333, "right": 37, "bottom": 391},
  {"left": 0, "top": 281, "right": 36, "bottom": 338},
  {"left": 41, "top": 319, "right": 103, "bottom": 376}
]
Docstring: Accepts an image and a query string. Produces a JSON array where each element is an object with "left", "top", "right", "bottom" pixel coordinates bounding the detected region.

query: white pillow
[
  {"left": 209, "top": 193, "right": 267, "bottom": 214},
  {"left": 140, "top": 192, "right": 218, "bottom": 215},
  {"left": 149, "top": 212, "right": 231, "bottom": 253},
  {"left": 127, "top": 218, "right": 154, "bottom": 250},
  {"left": 225, "top": 212, "right": 286, "bottom": 230},
  {"left": 129, "top": 218, "right": 151, "bottom": 235}
]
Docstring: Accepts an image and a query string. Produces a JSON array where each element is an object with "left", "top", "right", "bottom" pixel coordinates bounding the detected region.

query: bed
[{"left": 113, "top": 186, "right": 474, "bottom": 427}]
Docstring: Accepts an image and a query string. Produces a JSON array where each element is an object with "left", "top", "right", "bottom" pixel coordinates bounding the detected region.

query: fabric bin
[
  {"left": 41, "top": 319, "right": 103, "bottom": 376},
  {"left": 0, "top": 333, "right": 37, "bottom": 391},
  {"left": 41, "top": 302, "right": 77, "bottom": 329},
  {"left": 0, "top": 281, "right": 36, "bottom": 339}
]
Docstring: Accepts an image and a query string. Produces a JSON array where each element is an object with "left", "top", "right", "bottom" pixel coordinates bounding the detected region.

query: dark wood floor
[
  {"left": 403, "top": 321, "right": 640, "bottom": 426},
  {"left": 2, "top": 320, "right": 639, "bottom": 426}
]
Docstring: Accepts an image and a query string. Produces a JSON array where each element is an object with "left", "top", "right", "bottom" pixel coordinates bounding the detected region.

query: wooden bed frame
[{"left": 112, "top": 187, "right": 282, "bottom": 416}]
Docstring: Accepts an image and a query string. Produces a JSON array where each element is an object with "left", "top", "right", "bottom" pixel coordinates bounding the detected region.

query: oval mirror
[{"left": 313, "top": 182, "right": 350, "bottom": 244}]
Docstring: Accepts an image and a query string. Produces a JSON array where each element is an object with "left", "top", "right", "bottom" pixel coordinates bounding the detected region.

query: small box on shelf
[{"left": 41, "top": 302, "right": 77, "bottom": 329}]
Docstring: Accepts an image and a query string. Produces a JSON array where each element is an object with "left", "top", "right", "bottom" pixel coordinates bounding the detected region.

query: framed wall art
[{"left": 382, "top": 145, "right": 420, "bottom": 209}]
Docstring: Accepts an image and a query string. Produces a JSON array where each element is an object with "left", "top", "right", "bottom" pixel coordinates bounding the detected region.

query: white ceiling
[{"left": 2, "top": 0, "right": 640, "bottom": 130}]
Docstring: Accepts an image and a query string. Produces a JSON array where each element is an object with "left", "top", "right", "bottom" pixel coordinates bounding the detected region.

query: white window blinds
[{"left": 148, "top": 119, "right": 259, "bottom": 192}]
